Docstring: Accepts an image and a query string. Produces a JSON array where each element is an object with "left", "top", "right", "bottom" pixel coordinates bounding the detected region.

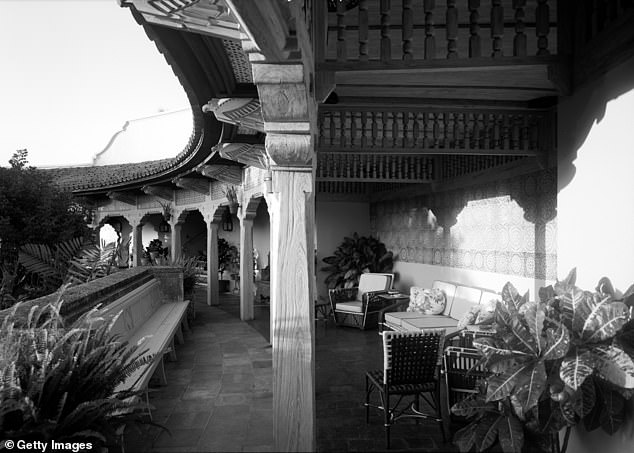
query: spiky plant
[
  {"left": 0, "top": 291, "right": 154, "bottom": 447},
  {"left": 321, "top": 233, "right": 394, "bottom": 289}
]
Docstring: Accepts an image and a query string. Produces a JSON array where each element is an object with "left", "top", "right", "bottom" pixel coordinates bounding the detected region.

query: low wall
[{"left": 0, "top": 266, "right": 183, "bottom": 325}]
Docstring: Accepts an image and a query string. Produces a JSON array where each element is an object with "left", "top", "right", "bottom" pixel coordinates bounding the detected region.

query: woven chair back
[{"left": 382, "top": 330, "right": 445, "bottom": 386}]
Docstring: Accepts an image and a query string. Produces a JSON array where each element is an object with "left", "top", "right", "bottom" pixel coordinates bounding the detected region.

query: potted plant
[
  {"left": 321, "top": 232, "right": 394, "bottom": 288},
  {"left": 451, "top": 269, "right": 634, "bottom": 453},
  {"left": 218, "top": 238, "right": 237, "bottom": 293},
  {"left": 145, "top": 239, "right": 168, "bottom": 265},
  {"left": 224, "top": 185, "right": 239, "bottom": 215}
]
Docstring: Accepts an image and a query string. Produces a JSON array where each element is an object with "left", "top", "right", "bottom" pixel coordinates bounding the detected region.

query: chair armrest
[
  {"left": 363, "top": 290, "right": 390, "bottom": 310},
  {"left": 328, "top": 287, "right": 358, "bottom": 311}
]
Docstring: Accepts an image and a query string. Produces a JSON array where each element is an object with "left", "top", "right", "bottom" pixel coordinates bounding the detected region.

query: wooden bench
[{"left": 98, "top": 278, "right": 190, "bottom": 418}]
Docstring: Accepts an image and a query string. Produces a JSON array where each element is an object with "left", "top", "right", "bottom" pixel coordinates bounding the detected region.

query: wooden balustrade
[
  {"left": 574, "top": 0, "right": 634, "bottom": 45},
  {"left": 318, "top": 0, "right": 558, "bottom": 63},
  {"left": 318, "top": 107, "right": 549, "bottom": 156},
  {"left": 316, "top": 152, "right": 435, "bottom": 182}
]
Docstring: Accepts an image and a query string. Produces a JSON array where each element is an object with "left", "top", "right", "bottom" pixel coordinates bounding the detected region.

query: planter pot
[{"left": 219, "top": 279, "right": 231, "bottom": 293}]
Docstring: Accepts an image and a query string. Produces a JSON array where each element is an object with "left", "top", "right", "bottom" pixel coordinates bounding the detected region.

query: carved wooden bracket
[
  {"left": 106, "top": 191, "right": 137, "bottom": 206},
  {"left": 217, "top": 143, "right": 268, "bottom": 170},
  {"left": 142, "top": 185, "right": 174, "bottom": 201},
  {"left": 198, "top": 164, "right": 243, "bottom": 185},
  {"left": 172, "top": 177, "right": 210, "bottom": 195},
  {"left": 123, "top": 0, "right": 242, "bottom": 40},
  {"left": 202, "top": 97, "right": 264, "bottom": 133}
]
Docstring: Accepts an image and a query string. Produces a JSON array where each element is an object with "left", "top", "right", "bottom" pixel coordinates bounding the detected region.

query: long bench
[
  {"left": 99, "top": 277, "right": 190, "bottom": 417},
  {"left": 382, "top": 280, "right": 498, "bottom": 337}
]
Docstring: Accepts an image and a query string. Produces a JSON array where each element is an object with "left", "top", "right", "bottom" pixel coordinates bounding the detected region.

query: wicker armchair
[
  {"left": 365, "top": 329, "right": 447, "bottom": 449},
  {"left": 328, "top": 273, "right": 394, "bottom": 330}
]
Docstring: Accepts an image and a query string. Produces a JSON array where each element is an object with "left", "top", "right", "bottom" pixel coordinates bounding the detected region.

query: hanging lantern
[
  {"left": 158, "top": 219, "right": 171, "bottom": 233},
  {"left": 222, "top": 206, "right": 233, "bottom": 232}
]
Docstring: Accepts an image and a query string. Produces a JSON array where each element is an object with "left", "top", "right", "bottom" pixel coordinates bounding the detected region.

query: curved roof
[{"left": 71, "top": 7, "right": 255, "bottom": 196}]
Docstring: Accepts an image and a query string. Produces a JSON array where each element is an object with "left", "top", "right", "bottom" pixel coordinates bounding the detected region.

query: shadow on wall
[{"left": 558, "top": 58, "right": 634, "bottom": 192}]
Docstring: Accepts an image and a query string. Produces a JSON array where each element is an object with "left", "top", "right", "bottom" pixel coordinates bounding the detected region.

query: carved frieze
[{"left": 202, "top": 98, "right": 264, "bottom": 133}]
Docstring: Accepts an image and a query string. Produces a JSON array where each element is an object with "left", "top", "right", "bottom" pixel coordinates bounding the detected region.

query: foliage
[
  {"left": 174, "top": 257, "right": 204, "bottom": 296},
  {"left": 223, "top": 185, "right": 238, "bottom": 205},
  {"left": 0, "top": 293, "right": 153, "bottom": 448},
  {"left": 0, "top": 150, "right": 91, "bottom": 251},
  {"left": 321, "top": 233, "right": 394, "bottom": 288},
  {"left": 17, "top": 238, "right": 121, "bottom": 298},
  {"left": 218, "top": 238, "right": 238, "bottom": 277},
  {"left": 144, "top": 239, "right": 168, "bottom": 265},
  {"left": 452, "top": 269, "right": 634, "bottom": 453}
]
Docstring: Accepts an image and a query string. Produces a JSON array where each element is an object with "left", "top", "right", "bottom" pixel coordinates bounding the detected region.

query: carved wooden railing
[
  {"left": 317, "top": 152, "right": 435, "bottom": 182},
  {"left": 574, "top": 0, "right": 634, "bottom": 46},
  {"left": 318, "top": 106, "right": 552, "bottom": 156},
  {"left": 315, "top": 0, "right": 558, "bottom": 65}
]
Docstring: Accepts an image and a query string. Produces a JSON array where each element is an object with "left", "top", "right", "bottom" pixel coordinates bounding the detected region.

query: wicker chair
[
  {"left": 365, "top": 329, "right": 447, "bottom": 449},
  {"left": 328, "top": 273, "right": 394, "bottom": 330}
]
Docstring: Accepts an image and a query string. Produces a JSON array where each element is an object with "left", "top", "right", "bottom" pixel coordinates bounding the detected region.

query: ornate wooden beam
[
  {"left": 172, "top": 177, "right": 210, "bottom": 195},
  {"left": 121, "top": 0, "right": 242, "bottom": 40},
  {"left": 217, "top": 143, "right": 268, "bottom": 170},
  {"left": 202, "top": 97, "right": 265, "bottom": 133},
  {"left": 106, "top": 191, "right": 136, "bottom": 206},
  {"left": 197, "top": 164, "right": 243, "bottom": 185},
  {"left": 141, "top": 185, "right": 173, "bottom": 201}
]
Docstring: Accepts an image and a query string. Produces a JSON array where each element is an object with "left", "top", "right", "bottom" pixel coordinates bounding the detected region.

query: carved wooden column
[
  {"left": 238, "top": 205, "right": 256, "bottom": 321},
  {"left": 204, "top": 208, "right": 222, "bottom": 306},
  {"left": 127, "top": 214, "right": 145, "bottom": 267},
  {"left": 253, "top": 61, "right": 316, "bottom": 452},
  {"left": 170, "top": 221, "right": 182, "bottom": 263}
]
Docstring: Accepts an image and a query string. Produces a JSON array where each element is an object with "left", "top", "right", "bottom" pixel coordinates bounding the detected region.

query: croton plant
[{"left": 452, "top": 269, "right": 634, "bottom": 453}]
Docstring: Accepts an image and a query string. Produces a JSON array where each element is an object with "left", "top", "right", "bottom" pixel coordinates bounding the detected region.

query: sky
[{"left": 0, "top": 0, "right": 190, "bottom": 167}]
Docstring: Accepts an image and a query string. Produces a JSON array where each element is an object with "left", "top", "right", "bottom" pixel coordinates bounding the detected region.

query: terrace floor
[{"left": 123, "top": 288, "right": 455, "bottom": 452}]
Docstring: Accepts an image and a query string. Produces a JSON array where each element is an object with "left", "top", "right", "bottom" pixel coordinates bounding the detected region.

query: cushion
[
  {"left": 407, "top": 287, "right": 446, "bottom": 315},
  {"left": 432, "top": 281, "right": 457, "bottom": 315},
  {"left": 356, "top": 273, "right": 393, "bottom": 302},
  {"left": 476, "top": 293, "right": 499, "bottom": 324},
  {"left": 336, "top": 301, "right": 363, "bottom": 313},
  {"left": 384, "top": 311, "right": 429, "bottom": 328},
  {"left": 448, "top": 286, "right": 483, "bottom": 320},
  {"left": 457, "top": 305, "right": 482, "bottom": 329},
  {"left": 401, "top": 315, "right": 458, "bottom": 331}
]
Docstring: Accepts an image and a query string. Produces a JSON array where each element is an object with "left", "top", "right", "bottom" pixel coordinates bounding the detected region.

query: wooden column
[
  {"left": 205, "top": 215, "right": 221, "bottom": 306},
  {"left": 170, "top": 222, "right": 182, "bottom": 263},
  {"left": 126, "top": 214, "right": 144, "bottom": 267},
  {"left": 239, "top": 208, "right": 255, "bottom": 321},
  {"left": 252, "top": 59, "right": 316, "bottom": 451}
]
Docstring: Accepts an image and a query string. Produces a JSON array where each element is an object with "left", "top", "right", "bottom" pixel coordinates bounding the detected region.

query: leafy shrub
[
  {"left": 0, "top": 292, "right": 153, "bottom": 447},
  {"left": 218, "top": 238, "right": 237, "bottom": 278},
  {"left": 321, "top": 233, "right": 394, "bottom": 288},
  {"left": 452, "top": 269, "right": 634, "bottom": 453}
]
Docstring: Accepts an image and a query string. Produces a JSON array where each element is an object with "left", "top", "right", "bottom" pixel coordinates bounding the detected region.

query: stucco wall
[
  {"left": 558, "top": 54, "right": 634, "bottom": 453},
  {"left": 370, "top": 169, "right": 557, "bottom": 296},
  {"left": 253, "top": 201, "right": 270, "bottom": 270},
  {"left": 315, "top": 201, "right": 371, "bottom": 300}
]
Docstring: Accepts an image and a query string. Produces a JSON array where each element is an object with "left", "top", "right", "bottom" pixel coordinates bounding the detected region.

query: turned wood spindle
[
  {"left": 513, "top": 0, "right": 527, "bottom": 57},
  {"left": 380, "top": 0, "right": 392, "bottom": 62},
  {"left": 536, "top": 0, "right": 550, "bottom": 55},
  {"left": 359, "top": 0, "right": 369, "bottom": 61},
  {"left": 491, "top": 0, "right": 504, "bottom": 57},
  {"left": 424, "top": 0, "right": 436, "bottom": 59},
  {"left": 403, "top": 0, "right": 413, "bottom": 60},
  {"left": 336, "top": 0, "right": 346, "bottom": 62},
  {"left": 468, "top": 0, "right": 481, "bottom": 58},
  {"left": 446, "top": 0, "right": 458, "bottom": 58}
]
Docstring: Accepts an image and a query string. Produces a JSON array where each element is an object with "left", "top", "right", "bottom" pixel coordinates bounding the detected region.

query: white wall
[
  {"left": 253, "top": 201, "right": 270, "bottom": 270},
  {"left": 558, "top": 54, "right": 634, "bottom": 453},
  {"left": 392, "top": 262, "right": 548, "bottom": 300},
  {"left": 315, "top": 201, "right": 371, "bottom": 300}
]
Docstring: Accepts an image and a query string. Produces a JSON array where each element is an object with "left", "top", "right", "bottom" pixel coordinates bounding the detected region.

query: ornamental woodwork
[
  {"left": 198, "top": 164, "right": 243, "bottom": 185},
  {"left": 202, "top": 97, "right": 265, "bottom": 133},
  {"left": 318, "top": 106, "right": 550, "bottom": 156},
  {"left": 121, "top": 0, "right": 241, "bottom": 40},
  {"left": 107, "top": 191, "right": 136, "bottom": 206},
  {"left": 217, "top": 143, "right": 268, "bottom": 170},
  {"left": 142, "top": 185, "right": 174, "bottom": 201},
  {"left": 172, "top": 177, "right": 210, "bottom": 195}
]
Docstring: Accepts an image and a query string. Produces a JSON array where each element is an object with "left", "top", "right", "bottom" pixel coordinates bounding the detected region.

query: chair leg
[{"left": 382, "top": 392, "right": 391, "bottom": 449}]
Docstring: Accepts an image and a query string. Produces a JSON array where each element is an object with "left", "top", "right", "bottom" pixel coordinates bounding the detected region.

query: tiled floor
[{"left": 123, "top": 290, "right": 455, "bottom": 452}]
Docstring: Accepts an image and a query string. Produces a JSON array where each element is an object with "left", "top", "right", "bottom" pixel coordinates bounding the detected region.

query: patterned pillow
[
  {"left": 457, "top": 305, "right": 481, "bottom": 329},
  {"left": 407, "top": 287, "right": 446, "bottom": 315}
]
